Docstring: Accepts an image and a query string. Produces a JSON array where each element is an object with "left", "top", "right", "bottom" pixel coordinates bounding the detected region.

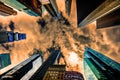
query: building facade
[
  {"left": 39, "top": 0, "right": 59, "bottom": 18},
  {"left": 79, "top": 0, "right": 120, "bottom": 27},
  {"left": 84, "top": 47, "right": 120, "bottom": 80},
  {"left": 0, "top": 31, "right": 13, "bottom": 43},
  {"left": 65, "top": 0, "right": 72, "bottom": 15},
  {"left": 43, "top": 65, "right": 66, "bottom": 80},
  {"left": 0, "top": 53, "right": 11, "bottom": 69},
  {"left": 0, "top": 0, "right": 39, "bottom": 16},
  {"left": 0, "top": 31, "right": 26, "bottom": 44},
  {"left": 0, "top": 54, "right": 43, "bottom": 80},
  {"left": 0, "top": 2, "right": 17, "bottom": 16},
  {"left": 97, "top": 8, "right": 120, "bottom": 29},
  {"left": 17, "top": 0, "right": 42, "bottom": 16}
]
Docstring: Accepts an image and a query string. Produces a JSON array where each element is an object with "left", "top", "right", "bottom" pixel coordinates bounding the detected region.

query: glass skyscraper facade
[
  {"left": 0, "top": 53, "right": 11, "bottom": 69},
  {"left": 84, "top": 47, "right": 120, "bottom": 80}
]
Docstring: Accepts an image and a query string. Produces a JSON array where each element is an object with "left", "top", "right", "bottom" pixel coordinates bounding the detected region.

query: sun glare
[{"left": 68, "top": 52, "right": 79, "bottom": 66}]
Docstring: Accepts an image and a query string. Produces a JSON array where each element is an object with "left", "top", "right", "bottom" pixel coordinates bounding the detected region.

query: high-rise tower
[
  {"left": 17, "top": 0, "right": 42, "bottom": 16},
  {"left": 84, "top": 47, "right": 120, "bottom": 80},
  {"left": 0, "top": 0, "right": 39, "bottom": 16},
  {"left": 43, "top": 65, "right": 66, "bottom": 80},
  {"left": 0, "top": 53, "right": 43, "bottom": 80},
  {"left": 97, "top": 8, "right": 120, "bottom": 29},
  {"left": 39, "top": 0, "right": 59, "bottom": 18},
  {"left": 0, "top": 53, "right": 11, "bottom": 69},
  {"left": 0, "top": 2, "right": 17, "bottom": 16}
]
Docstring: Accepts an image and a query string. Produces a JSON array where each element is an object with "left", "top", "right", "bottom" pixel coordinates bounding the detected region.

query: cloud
[
  {"left": 0, "top": 11, "right": 120, "bottom": 75},
  {"left": 106, "top": 27, "right": 120, "bottom": 43}
]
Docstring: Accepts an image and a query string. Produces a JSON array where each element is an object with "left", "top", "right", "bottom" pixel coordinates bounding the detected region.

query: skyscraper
[
  {"left": 43, "top": 65, "right": 66, "bottom": 80},
  {"left": 0, "top": 53, "right": 11, "bottom": 69},
  {"left": 30, "top": 49, "right": 61, "bottom": 80},
  {"left": 0, "top": 2, "right": 17, "bottom": 16},
  {"left": 0, "top": 54, "right": 43, "bottom": 80},
  {"left": 0, "top": 0, "right": 39, "bottom": 16},
  {"left": 97, "top": 8, "right": 120, "bottom": 29},
  {"left": 84, "top": 47, "right": 120, "bottom": 80},
  {"left": 65, "top": 0, "right": 105, "bottom": 27},
  {"left": 79, "top": 0, "right": 120, "bottom": 27},
  {"left": 65, "top": 0, "right": 72, "bottom": 15},
  {"left": 17, "top": 0, "right": 42, "bottom": 16},
  {"left": 39, "top": 0, "right": 59, "bottom": 18},
  {"left": 0, "top": 31, "right": 14, "bottom": 43},
  {"left": 0, "top": 31, "right": 26, "bottom": 44},
  {"left": 0, "top": 48, "right": 84, "bottom": 80}
]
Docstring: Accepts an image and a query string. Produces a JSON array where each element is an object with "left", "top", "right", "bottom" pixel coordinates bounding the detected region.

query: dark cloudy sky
[{"left": 0, "top": 11, "right": 120, "bottom": 74}]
